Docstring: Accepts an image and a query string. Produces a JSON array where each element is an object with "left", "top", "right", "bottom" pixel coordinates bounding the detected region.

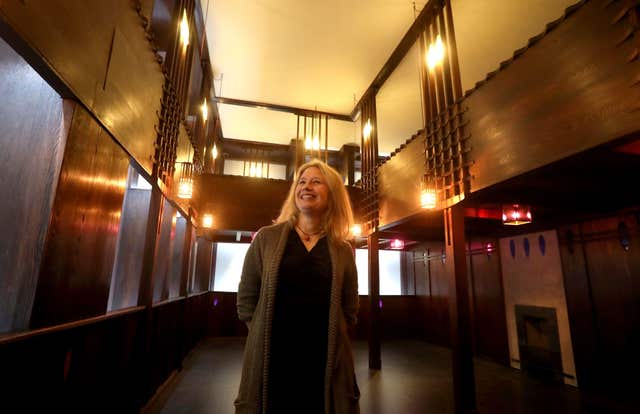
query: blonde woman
[{"left": 235, "top": 159, "right": 360, "bottom": 414}]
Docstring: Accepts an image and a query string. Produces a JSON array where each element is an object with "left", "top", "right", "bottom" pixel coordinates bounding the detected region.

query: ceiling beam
[
  {"left": 214, "top": 96, "right": 353, "bottom": 122},
  {"left": 350, "top": 0, "right": 439, "bottom": 120}
]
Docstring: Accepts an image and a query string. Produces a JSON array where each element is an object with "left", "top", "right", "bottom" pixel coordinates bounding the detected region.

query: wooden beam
[
  {"left": 214, "top": 96, "right": 352, "bottom": 122},
  {"left": 444, "top": 205, "right": 477, "bottom": 414},
  {"left": 350, "top": 0, "right": 439, "bottom": 119},
  {"left": 368, "top": 231, "right": 381, "bottom": 369}
]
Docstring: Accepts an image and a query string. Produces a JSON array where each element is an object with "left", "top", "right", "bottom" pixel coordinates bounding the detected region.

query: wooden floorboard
[{"left": 145, "top": 337, "right": 638, "bottom": 414}]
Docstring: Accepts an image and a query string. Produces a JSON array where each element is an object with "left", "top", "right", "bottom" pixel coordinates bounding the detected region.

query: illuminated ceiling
[{"left": 201, "top": 0, "right": 576, "bottom": 155}]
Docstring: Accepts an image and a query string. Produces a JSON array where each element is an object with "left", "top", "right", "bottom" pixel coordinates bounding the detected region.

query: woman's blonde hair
[{"left": 276, "top": 159, "right": 354, "bottom": 243}]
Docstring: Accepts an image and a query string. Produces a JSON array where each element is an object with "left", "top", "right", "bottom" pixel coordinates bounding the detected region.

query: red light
[
  {"left": 502, "top": 204, "right": 532, "bottom": 226},
  {"left": 390, "top": 239, "right": 404, "bottom": 249}
]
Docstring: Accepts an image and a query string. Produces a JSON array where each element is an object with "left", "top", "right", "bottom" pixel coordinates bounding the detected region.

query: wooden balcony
[{"left": 377, "top": 0, "right": 640, "bottom": 234}]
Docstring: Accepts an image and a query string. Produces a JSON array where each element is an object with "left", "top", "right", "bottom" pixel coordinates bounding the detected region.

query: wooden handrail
[{"left": 0, "top": 305, "right": 145, "bottom": 346}]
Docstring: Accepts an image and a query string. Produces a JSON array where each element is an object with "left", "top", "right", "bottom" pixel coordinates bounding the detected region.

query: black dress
[{"left": 268, "top": 229, "right": 332, "bottom": 413}]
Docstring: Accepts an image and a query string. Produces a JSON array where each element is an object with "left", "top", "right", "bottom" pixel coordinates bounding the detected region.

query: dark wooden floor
[{"left": 144, "top": 338, "right": 638, "bottom": 414}]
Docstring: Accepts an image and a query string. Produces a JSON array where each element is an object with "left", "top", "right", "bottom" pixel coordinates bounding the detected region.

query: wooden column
[
  {"left": 368, "top": 231, "right": 381, "bottom": 369},
  {"left": 444, "top": 205, "right": 476, "bottom": 414},
  {"left": 360, "top": 90, "right": 381, "bottom": 370}
]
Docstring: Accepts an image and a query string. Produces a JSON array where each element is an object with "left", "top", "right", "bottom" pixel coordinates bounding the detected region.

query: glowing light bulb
[
  {"left": 420, "top": 188, "right": 437, "bottom": 209},
  {"left": 351, "top": 224, "right": 362, "bottom": 237},
  {"left": 426, "top": 35, "right": 445, "bottom": 71},
  {"left": 177, "top": 178, "right": 193, "bottom": 199},
  {"left": 202, "top": 214, "right": 213, "bottom": 228},
  {"left": 362, "top": 119, "right": 372, "bottom": 140},
  {"left": 390, "top": 239, "right": 405, "bottom": 249},
  {"left": 180, "top": 9, "right": 190, "bottom": 49},
  {"left": 211, "top": 143, "right": 218, "bottom": 159},
  {"left": 312, "top": 135, "right": 320, "bottom": 150},
  {"left": 201, "top": 98, "right": 208, "bottom": 121},
  {"left": 305, "top": 135, "right": 312, "bottom": 150}
]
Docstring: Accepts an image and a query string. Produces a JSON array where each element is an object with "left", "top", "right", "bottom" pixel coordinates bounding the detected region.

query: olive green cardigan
[{"left": 234, "top": 221, "right": 360, "bottom": 414}]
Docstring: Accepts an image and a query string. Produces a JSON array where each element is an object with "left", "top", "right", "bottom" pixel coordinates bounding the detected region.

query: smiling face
[{"left": 295, "top": 166, "right": 330, "bottom": 216}]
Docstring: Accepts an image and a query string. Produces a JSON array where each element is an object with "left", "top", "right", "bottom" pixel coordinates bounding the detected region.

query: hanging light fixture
[
  {"left": 420, "top": 176, "right": 437, "bottom": 209},
  {"left": 176, "top": 161, "right": 193, "bottom": 199},
  {"left": 502, "top": 204, "right": 532, "bottom": 225},
  {"left": 362, "top": 119, "right": 372, "bottom": 141},
  {"left": 180, "top": 9, "right": 190, "bottom": 50},
  {"left": 202, "top": 214, "right": 214, "bottom": 228},
  {"left": 426, "top": 34, "right": 445, "bottom": 72},
  {"left": 201, "top": 97, "right": 208, "bottom": 122},
  {"left": 390, "top": 239, "right": 405, "bottom": 250}
]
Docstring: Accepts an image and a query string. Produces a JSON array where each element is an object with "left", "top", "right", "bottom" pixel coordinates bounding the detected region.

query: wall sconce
[
  {"left": 202, "top": 213, "right": 214, "bottom": 229},
  {"left": 426, "top": 34, "right": 445, "bottom": 71},
  {"left": 211, "top": 143, "right": 218, "bottom": 160},
  {"left": 390, "top": 239, "right": 405, "bottom": 249},
  {"left": 485, "top": 242, "right": 495, "bottom": 257},
  {"left": 201, "top": 97, "right": 208, "bottom": 122},
  {"left": 351, "top": 224, "right": 362, "bottom": 238},
  {"left": 420, "top": 176, "right": 436, "bottom": 209},
  {"left": 180, "top": 9, "right": 190, "bottom": 50},
  {"left": 502, "top": 204, "right": 532, "bottom": 225},
  {"left": 362, "top": 119, "right": 372, "bottom": 141},
  {"left": 176, "top": 161, "right": 193, "bottom": 199}
]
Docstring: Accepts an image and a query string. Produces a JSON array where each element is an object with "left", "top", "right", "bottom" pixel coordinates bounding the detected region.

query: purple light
[
  {"left": 213, "top": 298, "right": 219, "bottom": 307},
  {"left": 378, "top": 299, "right": 383, "bottom": 309}
]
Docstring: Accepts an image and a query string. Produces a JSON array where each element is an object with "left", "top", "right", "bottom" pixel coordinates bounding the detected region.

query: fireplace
[{"left": 515, "top": 305, "right": 563, "bottom": 382}]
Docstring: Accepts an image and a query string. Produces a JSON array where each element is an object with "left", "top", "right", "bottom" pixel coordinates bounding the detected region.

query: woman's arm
[
  {"left": 237, "top": 233, "right": 263, "bottom": 324},
  {"left": 342, "top": 246, "right": 359, "bottom": 327}
]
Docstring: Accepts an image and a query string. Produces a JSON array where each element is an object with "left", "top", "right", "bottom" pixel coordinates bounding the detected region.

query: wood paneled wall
[
  {"left": 207, "top": 291, "right": 249, "bottom": 337},
  {"left": 0, "top": 0, "right": 164, "bottom": 174},
  {"left": 206, "top": 292, "right": 432, "bottom": 341},
  {"left": 466, "top": 0, "right": 640, "bottom": 193},
  {"left": 193, "top": 174, "right": 295, "bottom": 231},
  {"left": 404, "top": 239, "right": 509, "bottom": 363},
  {"left": 559, "top": 213, "right": 640, "bottom": 393},
  {"left": 377, "top": 133, "right": 425, "bottom": 228},
  {"left": 1, "top": 294, "right": 212, "bottom": 412},
  {"left": 30, "top": 105, "right": 130, "bottom": 329},
  {"left": 401, "top": 242, "right": 450, "bottom": 346},
  {"left": 467, "top": 240, "right": 509, "bottom": 365},
  {"left": 0, "top": 37, "right": 72, "bottom": 333}
]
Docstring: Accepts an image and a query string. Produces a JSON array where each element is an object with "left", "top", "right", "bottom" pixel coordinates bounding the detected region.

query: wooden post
[
  {"left": 368, "top": 231, "right": 381, "bottom": 369},
  {"left": 444, "top": 205, "right": 477, "bottom": 414}
]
